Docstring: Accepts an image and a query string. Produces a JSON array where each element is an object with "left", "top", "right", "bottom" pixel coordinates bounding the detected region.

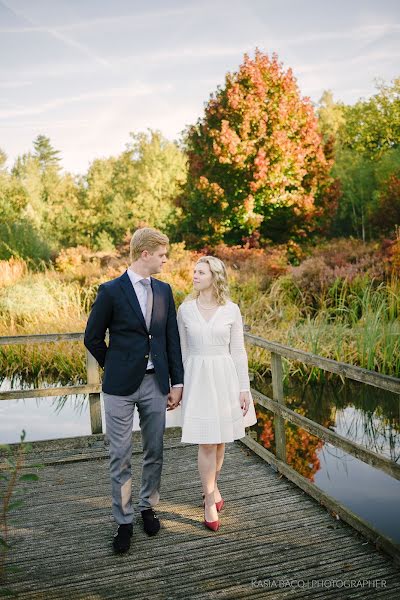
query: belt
[{"left": 145, "top": 368, "right": 155, "bottom": 374}]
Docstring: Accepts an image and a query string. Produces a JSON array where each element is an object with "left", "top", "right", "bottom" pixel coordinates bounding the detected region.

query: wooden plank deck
[{"left": 3, "top": 431, "right": 400, "bottom": 599}]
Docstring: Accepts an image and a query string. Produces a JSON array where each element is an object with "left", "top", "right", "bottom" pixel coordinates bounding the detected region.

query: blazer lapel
[{"left": 119, "top": 271, "right": 147, "bottom": 331}]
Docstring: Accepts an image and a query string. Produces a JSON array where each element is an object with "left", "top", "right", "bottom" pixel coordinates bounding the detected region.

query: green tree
[
  {"left": 78, "top": 157, "right": 122, "bottom": 247},
  {"left": 332, "top": 149, "right": 376, "bottom": 240},
  {"left": 45, "top": 173, "right": 84, "bottom": 248},
  {"left": 319, "top": 80, "right": 400, "bottom": 240},
  {"left": 124, "top": 130, "right": 186, "bottom": 234},
  {"left": 0, "top": 157, "right": 50, "bottom": 261},
  {"left": 317, "top": 90, "right": 345, "bottom": 145},
  {"left": 75, "top": 130, "right": 187, "bottom": 248},
  {"left": 11, "top": 152, "right": 44, "bottom": 230},
  {"left": 32, "top": 134, "right": 61, "bottom": 173},
  {"left": 339, "top": 78, "right": 400, "bottom": 159},
  {"left": 0, "top": 171, "right": 27, "bottom": 223},
  {"left": 0, "top": 148, "right": 7, "bottom": 171}
]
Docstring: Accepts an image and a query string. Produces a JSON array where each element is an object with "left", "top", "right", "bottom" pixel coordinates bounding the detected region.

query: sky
[{"left": 1, "top": 0, "right": 400, "bottom": 175}]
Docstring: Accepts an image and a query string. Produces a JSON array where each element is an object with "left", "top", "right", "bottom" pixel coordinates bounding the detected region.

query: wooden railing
[
  {"left": 242, "top": 332, "right": 400, "bottom": 563},
  {"left": 1, "top": 331, "right": 400, "bottom": 561},
  {"left": 0, "top": 333, "right": 102, "bottom": 435}
]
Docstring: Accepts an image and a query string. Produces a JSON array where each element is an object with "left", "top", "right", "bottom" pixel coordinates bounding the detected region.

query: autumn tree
[{"left": 177, "top": 50, "right": 331, "bottom": 247}]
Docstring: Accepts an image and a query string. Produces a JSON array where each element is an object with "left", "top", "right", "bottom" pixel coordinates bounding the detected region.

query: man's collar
[{"left": 127, "top": 267, "right": 151, "bottom": 284}]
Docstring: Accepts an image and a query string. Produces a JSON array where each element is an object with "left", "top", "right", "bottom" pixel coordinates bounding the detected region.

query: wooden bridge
[{"left": 1, "top": 332, "right": 400, "bottom": 599}]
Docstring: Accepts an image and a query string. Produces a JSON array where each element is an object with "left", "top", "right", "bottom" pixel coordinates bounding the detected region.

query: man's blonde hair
[{"left": 130, "top": 228, "right": 169, "bottom": 261}]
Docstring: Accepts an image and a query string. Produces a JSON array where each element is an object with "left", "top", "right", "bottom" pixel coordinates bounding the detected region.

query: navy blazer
[{"left": 84, "top": 271, "right": 184, "bottom": 396}]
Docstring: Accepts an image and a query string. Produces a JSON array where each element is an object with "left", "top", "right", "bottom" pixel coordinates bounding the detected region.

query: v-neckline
[{"left": 194, "top": 299, "right": 222, "bottom": 325}]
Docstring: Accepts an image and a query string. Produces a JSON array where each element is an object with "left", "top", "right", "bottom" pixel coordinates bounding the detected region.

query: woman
[{"left": 177, "top": 256, "right": 257, "bottom": 531}]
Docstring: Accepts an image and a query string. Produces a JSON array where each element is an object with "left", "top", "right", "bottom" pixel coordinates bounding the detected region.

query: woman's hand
[
  {"left": 167, "top": 387, "right": 183, "bottom": 411},
  {"left": 239, "top": 391, "right": 250, "bottom": 416}
]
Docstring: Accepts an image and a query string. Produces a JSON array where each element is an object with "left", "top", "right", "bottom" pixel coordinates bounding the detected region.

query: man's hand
[
  {"left": 167, "top": 387, "right": 183, "bottom": 411},
  {"left": 240, "top": 391, "right": 250, "bottom": 416}
]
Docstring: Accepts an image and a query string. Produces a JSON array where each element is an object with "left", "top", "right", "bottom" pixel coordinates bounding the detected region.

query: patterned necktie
[{"left": 139, "top": 278, "right": 153, "bottom": 330}]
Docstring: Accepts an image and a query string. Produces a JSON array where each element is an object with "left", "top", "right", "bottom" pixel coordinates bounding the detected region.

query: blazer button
[
  {"left": 149, "top": 335, "right": 152, "bottom": 339},
  {"left": 145, "top": 354, "right": 149, "bottom": 359}
]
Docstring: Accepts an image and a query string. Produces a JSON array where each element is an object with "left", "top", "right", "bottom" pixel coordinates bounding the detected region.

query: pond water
[
  {"left": 251, "top": 377, "right": 400, "bottom": 544},
  {"left": 0, "top": 377, "right": 182, "bottom": 443},
  {"left": 1, "top": 375, "right": 399, "bottom": 543}
]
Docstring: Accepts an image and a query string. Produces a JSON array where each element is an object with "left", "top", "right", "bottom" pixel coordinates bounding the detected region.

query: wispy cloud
[
  {"left": 0, "top": 3, "right": 208, "bottom": 33},
  {"left": 1, "top": 0, "right": 111, "bottom": 67},
  {"left": 2, "top": 21, "right": 399, "bottom": 85},
  {"left": 286, "top": 23, "right": 400, "bottom": 46},
  {"left": 293, "top": 49, "right": 400, "bottom": 76},
  {"left": 45, "top": 28, "right": 111, "bottom": 68},
  {"left": 0, "top": 83, "right": 173, "bottom": 119},
  {"left": 0, "top": 118, "right": 90, "bottom": 129}
]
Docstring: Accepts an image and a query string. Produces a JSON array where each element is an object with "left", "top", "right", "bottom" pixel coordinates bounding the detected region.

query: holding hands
[{"left": 167, "top": 386, "right": 183, "bottom": 411}]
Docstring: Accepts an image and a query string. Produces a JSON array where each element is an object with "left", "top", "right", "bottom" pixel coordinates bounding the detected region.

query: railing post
[
  {"left": 271, "top": 351, "right": 286, "bottom": 463},
  {"left": 86, "top": 349, "right": 102, "bottom": 434}
]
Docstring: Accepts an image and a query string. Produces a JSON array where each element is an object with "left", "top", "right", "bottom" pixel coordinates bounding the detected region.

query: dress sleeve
[
  {"left": 177, "top": 305, "right": 188, "bottom": 366},
  {"left": 229, "top": 303, "right": 250, "bottom": 392}
]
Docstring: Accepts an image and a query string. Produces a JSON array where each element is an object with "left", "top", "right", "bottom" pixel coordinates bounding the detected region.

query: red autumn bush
[
  {"left": 200, "top": 243, "right": 290, "bottom": 287},
  {"left": 289, "top": 238, "right": 387, "bottom": 304}
]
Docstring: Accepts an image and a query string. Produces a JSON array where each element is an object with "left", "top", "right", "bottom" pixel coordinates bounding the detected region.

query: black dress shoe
[
  {"left": 113, "top": 523, "right": 133, "bottom": 553},
  {"left": 141, "top": 508, "right": 160, "bottom": 536}
]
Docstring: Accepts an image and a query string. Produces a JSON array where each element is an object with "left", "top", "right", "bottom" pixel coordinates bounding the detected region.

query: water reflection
[
  {"left": 0, "top": 376, "right": 90, "bottom": 443},
  {"left": 0, "top": 376, "right": 181, "bottom": 444},
  {"left": 250, "top": 375, "right": 400, "bottom": 543},
  {"left": 252, "top": 376, "right": 400, "bottom": 464}
]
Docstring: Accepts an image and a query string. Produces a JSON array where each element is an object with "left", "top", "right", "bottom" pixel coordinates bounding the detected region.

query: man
[{"left": 84, "top": 227, "right": 184, "bottom": 553}]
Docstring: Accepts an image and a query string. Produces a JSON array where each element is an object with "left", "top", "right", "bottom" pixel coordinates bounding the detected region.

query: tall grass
[
  {"left": 0, "top": 245, "right": 399, "bottom": 384},
  {"left": 0, "top": 273, "right": 94, "bottom": 384},
  {"left": 242, "top": 274, "right": 400, "bottom": 381}
]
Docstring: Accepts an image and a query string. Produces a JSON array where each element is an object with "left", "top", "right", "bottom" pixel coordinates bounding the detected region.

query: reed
[{"left": 241, "top": 274, "right": 400, "bottom": 381}]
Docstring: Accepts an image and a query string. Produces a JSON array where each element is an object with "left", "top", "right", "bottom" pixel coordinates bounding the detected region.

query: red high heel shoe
[
  {"left": 216, "top": 498, "right": 224, "bottom": 511},
  {"left": 202, "top": 494, "right": 224, "bottom": 512},
  {"left": 203, "top": 506, "right": 220, "bottom": 531}
]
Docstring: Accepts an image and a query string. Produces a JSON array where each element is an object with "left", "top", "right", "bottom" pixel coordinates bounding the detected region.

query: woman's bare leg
[
  {"left": 198, "top": 444, "right": 218, "bottom": 522},
  {"left": 214, "top": 443, "right": 225, "bottom": 503}
]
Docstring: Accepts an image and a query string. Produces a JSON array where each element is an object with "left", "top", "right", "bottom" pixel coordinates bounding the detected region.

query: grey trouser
[{"left": 103, "top": 374, "right": 168, "bottom": 525}]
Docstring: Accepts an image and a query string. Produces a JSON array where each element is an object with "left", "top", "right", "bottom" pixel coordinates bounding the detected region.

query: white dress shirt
[
  {"left": 127, "top": 268, "right": 154, "bottom": 369},
  {"left": 127, "top": 268, "right": 183, "bottom": 388}
]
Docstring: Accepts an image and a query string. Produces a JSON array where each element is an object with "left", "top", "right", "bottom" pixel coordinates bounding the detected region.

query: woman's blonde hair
[
  {"left": 130, "top": 227, "right": 169, "bottom": 261},
  {"left": 192, "top": 256, "right": 230, "bottom": 305}
]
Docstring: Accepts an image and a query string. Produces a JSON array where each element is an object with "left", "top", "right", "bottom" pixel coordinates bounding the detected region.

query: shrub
[
  {"left": 0, "top": 221, "right": 51, "bottom": 262},
  {"left": 201, "top": 243, "right": 290, "bottom": 289},
  {"left": 0, "top": 259, "right": 27, "bottom": 288},
  {"left": 290, "top": 238, "right": 387, "bottom": 307}
]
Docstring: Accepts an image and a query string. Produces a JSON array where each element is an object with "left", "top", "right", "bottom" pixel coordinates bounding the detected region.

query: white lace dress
[{"left": 177, "top": 299, "right": 257, "bottom": 444}]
